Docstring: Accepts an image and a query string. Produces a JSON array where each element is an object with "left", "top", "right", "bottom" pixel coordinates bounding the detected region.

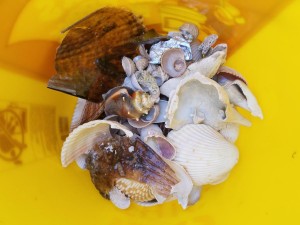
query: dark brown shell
[
  {"left": 48, "top": 7, "right": 146, "bottom": 102},
  {"left": 85, "top": 136, "right": 179, "bottom": 200}
]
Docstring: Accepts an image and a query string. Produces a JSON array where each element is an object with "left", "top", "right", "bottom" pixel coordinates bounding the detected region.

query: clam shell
[
  {"left": 61, "top": 120, "right": 133, "bottom": 167},
  {"left": 140, "top": 124, "right": 176, "bottom": 160},
  {"left": 161, "top": 48, "right": 187, "bottom": 78},
  {"left": 165, "top": 73, "right": 247, "bottom": 130},
  {"left": 122, "top": 56, "right": 137, "bottom": 76},
  {"left": 115, "top": 178, "right": 155, "bottom": 202},
  {"left": 70, "top": 98, "right": 104, "bottom": 131},
  {"left": 168, "top": 124, "right": 239, "bottom": 186},
  {"left": 186, "top": 50, "right": 226, "bottom": 78}
]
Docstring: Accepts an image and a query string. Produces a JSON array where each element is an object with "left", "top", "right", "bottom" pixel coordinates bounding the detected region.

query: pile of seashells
[{"left": 61, "top": 23, "right": 263, "bottom": 209}]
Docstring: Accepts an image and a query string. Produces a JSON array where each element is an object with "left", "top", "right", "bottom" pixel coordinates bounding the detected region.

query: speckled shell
[{"left": 168, "top": 124, "right": 239, "bottom": 186}]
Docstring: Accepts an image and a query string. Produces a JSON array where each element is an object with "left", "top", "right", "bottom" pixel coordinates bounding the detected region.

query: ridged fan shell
[
  {"left": 115, "top": 178, "right": 155, "bottom": 202},
  {"left": 168, "top": 124, "right": 239, "bottom": 186}
]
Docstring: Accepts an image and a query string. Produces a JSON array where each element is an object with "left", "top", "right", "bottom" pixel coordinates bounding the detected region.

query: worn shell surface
[
  {"left": 179, "top": 23, "right": 199, "bottom": 41},
  {"left": 219, "top": 123, "right": 240, "bottom": 143},
  {"left": 161, "top": 48, "right": 187, "bottom": 78},
  {"left": 165, "top": 73, "right": 250, "bottom": 130},
  {"left": 168, "top": 124, "right": 239, "bottom": 186},
  {"left": 133, "top": 55, "right": 149, "bottom": 71},
  {"left": 70, "top": 98, "right": 104, "bottom": 131},
  {"left": 48, "top": 7, "right": 146, "bottom": 102}
]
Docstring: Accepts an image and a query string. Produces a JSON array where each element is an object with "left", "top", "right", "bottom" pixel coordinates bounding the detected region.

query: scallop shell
[
  {"left": 161, "top": 48, "right": 187, "bottom": 78},
  {"left": 186, "top": 49, "right": 227, "bottom": 78},
  {"left": 179, "top": 23, "right": 199, "bottom": 41},
  {"left": 122, "top": 56, "right": 137, "bottom": 76},
  {"left": 61, "top": 120, "right": 133, "bottom": 167},
  {"left": 115, "top": 178, "right": 155, "bottom": 202},
  {"left": 165, "top": 73, "right": 250, "bottom": 130},
  {"left": 133, "top": 55, "right": 149, "bottom": 71},
  {"left": 168, "top": 124, "right": 239, "bottom": 186},
  {"left": 70, "top": 98, "right": 104, "bottom": 131}
]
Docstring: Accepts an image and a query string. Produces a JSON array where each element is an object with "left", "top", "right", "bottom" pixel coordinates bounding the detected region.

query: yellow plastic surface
[{"left": 0, "top": 0, "right": 299, "bottom": 224}]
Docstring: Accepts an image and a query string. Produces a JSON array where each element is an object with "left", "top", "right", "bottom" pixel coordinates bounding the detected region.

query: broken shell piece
[
  {"left": 168, "top": 124, "right": 239, "bottom": 186},
  {"left": 186, "top": 48, "right": 227, "bottom": 78},
  {"left": 70, "top": 98, "right": 104, "bottom": 132},
  {"left": 215, "top": 65, "right": 248, "bottom": 85},
  {"left": 153, "top": 100, "right": 168, "bottom": 123},
  {"left": 219, "top": 123, "right": 240, "bottom": 143},
  {"left": 104, "top": 87, "right": 153, "bottom": 120},
  {"left": 161, "top": 48, "right": 187, "bottom": 78},
  {"left": 133, "top": 55, "right": 149, "bottom": 71},
  {"left": 190, "top": 40, "right": 202, "bottom": 61},
  {"left": 199, "top": 34, "right": 218, "bottom": 55},
  {"left": 138, "top": 45, "right": 150, "bottom": 60},
  {"left": 109, "top": 186, "right": 131, "bottom": 209},
  {"left": 122, "top": 76, "right": 137, "bottom": 90},
  {"left": 122, "top": 56, "right": 137, "bottom": 76},
  {"left": 148, "top": 65, "right": 169, "bottom": 86},
  {"left": 165, "top": 74, "right": 249, "bottom": 130},
  {"left": 179, "top": 23, "right": 199, "bottom": 42},
  {"left": 187, "top": 186, "right": 202, "bottom": 206},
  {"left": 135, "top": 70, "right": 160, "bottom": 103},
  {"left": 140, "top": 124, "right": 176, "bottom": 160}
]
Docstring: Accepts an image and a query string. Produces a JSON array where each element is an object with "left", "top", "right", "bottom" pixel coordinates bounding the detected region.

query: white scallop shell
[
  {"left": 61, "top": 120, "right": 133, "bottom": 167},
  {"left": 168, "top": 124, "right": 239, "bottom": 186},
  {"left": 165, "top": 73, "right": 250, "bottom": 130},
  {"left": 219, "top": 123, "right": 240, "bottom": 143}
]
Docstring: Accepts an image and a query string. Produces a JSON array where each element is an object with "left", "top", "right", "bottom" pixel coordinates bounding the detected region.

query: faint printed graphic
[{"left": 0, "top": 104, "right": 27, "bottom": 164}]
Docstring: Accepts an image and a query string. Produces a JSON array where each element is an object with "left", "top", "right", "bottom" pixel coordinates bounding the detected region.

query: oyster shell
[
  {"left": 168, "top": 124, "right": 239, "bottom": 186},
  {"left": 165, "top": 73, "right": 250, "bottom": 130}
]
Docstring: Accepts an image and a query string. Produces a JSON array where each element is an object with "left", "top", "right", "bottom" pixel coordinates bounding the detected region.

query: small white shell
[
  {"left": 61, "top": 120, "right": 133, "bottom": 167},
  {"left": 168, "top": 124, "right": 239, "bottom": 186},
  {"left": 122, "top": 56, "right": 137, "bottom": 76},
  {"left": 187, "top": 49, "right": 227, "bottom": 78}
]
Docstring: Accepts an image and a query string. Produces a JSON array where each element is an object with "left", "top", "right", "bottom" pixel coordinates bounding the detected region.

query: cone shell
[
  {"left": 161, "top": 48, "right": 187, "bottom": 78},
  {"left": 168, "top": 124, "right": 239, "bottom": 186}
]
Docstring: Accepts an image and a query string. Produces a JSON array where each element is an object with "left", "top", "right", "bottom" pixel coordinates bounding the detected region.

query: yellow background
[{"left": 0, "top": 0, "right": 299, "bottom": 224}]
